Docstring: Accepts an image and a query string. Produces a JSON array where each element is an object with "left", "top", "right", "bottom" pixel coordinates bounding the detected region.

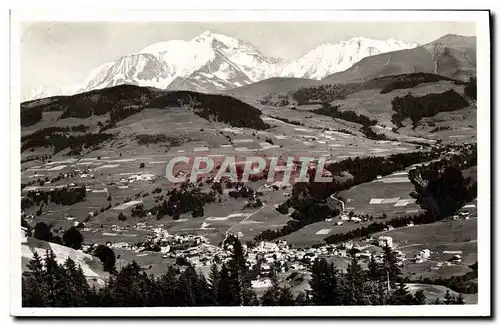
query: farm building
[
  {"left": 378, "top": 236, "right": 393, "bottom": 248},
  {"left": 450, "top": 255, "right": 462, "bottom": 264},
  {"left": 420, "top": 249, "right": 431, "bottom": 260}
]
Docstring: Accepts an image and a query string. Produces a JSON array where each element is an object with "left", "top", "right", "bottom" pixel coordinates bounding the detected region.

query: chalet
[{"left": 378, "top": 236, "right": 393, "bottom": 248}]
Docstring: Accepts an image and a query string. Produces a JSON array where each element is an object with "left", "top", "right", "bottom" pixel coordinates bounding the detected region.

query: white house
[
  {"left": 160, "top": 245, "right": 171, "bottom": 254},
  {"left": 420, "top": 249, "right": 431, "bottom": 260},
  {"left": 340, "top": 214, "right": 350, "bottom": 221},
  {"left": 378, "top": 236, "right": 393, "bottom": 248}
]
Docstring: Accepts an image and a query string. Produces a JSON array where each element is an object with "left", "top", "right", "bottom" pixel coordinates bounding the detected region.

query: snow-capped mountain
[
  {"left": 80, "top": 53, "right": 172, "bottom": 90},
  {"left": 282, "top": 37, "right": 419, "bottom": 79},
  {"left": 24, "top": 85, "right": 72, "bottom": 102},
  {"left": 24, "top": 31, "right": 418, "bottom": 101}
]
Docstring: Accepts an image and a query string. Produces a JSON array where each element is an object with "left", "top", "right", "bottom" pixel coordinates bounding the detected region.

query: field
[
  {"left": 406, "top": 284, "right": 478, "bottom": 304},
  {"left": 279, "top": 219, "right": 375, "bottom": 248},
  {"left": 369, "top": 218, "right": 477, "bottom": 279},
  {"left": 333, "top": 81, "right": 467, "bottom": 129}
]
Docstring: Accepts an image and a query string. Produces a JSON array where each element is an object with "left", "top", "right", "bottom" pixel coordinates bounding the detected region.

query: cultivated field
[{"left": 339, "top": 170, "right": 423, "bottom": 217}]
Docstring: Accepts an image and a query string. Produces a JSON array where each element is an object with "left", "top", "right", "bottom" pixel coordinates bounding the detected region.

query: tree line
[
  {"left": 289, "top": 73, "right": 464, "bottom": 107},
  {"left": 250, "top": 149, "right": 446, "bottom": 244},
  {"left": 146, "top": 91, "right": 271, "bottom": 130},
  {"left": 313, "top": 103, "right": 376, "bottom": 127},
  {"left": 402, "top": 262, "right": 478, "bottom": 295},
  {"left": 409, "top": 145, "right": 477, "bottom": 219},
  {"left": 379, "top": 73, "right": 460, "bottom": 94},
  {"left": 22, "top": 185, "right": 87, "bottom": 209},
  {"left": 391, "top": 89, "right": 470, "bottom": 129},
  {"left": 147, "top": 182, "right": 218, "bottom": 220},
  {"left": 251, "top": 142, "right": 475, "bottom": 246},
  {"left": 21, "top": 125, "right": 89, "bottom": 143},
  {"left": 464, "top": 77, "right": 476, "bottom": 100},
  {"left": 22, "top": 132, "right": 114, "bottom": 154}
]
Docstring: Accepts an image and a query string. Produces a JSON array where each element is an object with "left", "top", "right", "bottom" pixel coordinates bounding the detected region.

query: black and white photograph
[{"left": 9, "top": 9, "right": 491, "bottom": 317}]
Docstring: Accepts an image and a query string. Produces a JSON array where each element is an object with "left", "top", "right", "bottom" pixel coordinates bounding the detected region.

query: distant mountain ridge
[
  {"left": 322, "top": 34, "right": 476, "bottom": 84},
  {"left": 25, "top": 31, "right": 418, "bottom": 101}
]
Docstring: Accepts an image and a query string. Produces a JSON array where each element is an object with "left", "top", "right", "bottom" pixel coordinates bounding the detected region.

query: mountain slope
[
  {"left": 20, "top": 84, "right": 272, "bottom": 155},
  {"left": 322, "top": 34, "right": 476, "bottom": 84},
  {"left": 257, "top": 72, "right": 476, "bottom": 142},
  {"left": 79, "top": 54, "right": 172, "bottom": 90},
  {"left": 225, "top": 77, "right": 321, "bottom": 98},
  {"left": 282, "top": 37, "right": 418, "bottom": 80},
  {"left": 22, "top": 237, "right": 109, "bottom": 285}
]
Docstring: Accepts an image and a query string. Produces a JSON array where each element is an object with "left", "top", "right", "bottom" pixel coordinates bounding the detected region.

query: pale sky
[{"left": 21, "top": 21, "right": 475, "bottom": 93}]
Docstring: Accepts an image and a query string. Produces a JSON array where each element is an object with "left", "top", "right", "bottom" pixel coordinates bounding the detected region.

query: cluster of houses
[
  {"left": 118, "top": 173, "right": 156, "bottom": 185},
  {"left": 74, "top": 213, "right": 468, "bottom": 291},
  {"left": 452, "top": 210, "right": 472, "bottom": 220},
  {"left": 415, "top": 249, "right": 431, "bottom": 264},
  {"left": 81, "top": 222, "right": 209, "bottom": 256}
]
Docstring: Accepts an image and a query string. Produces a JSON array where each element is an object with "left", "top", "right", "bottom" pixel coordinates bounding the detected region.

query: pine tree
[
  {"left": 157, "top": 266, "right": 177, "bottom": 306},
  {"left": 310, "top": 258, "right": 342, "bottom": 305},
  {"left": 60, "top": 258, "right": 82, "bottom": 306},
  {"left": 443, "top": 289, "right": 454, "bottom": 305},
  {"left": 261, "top": 267, "right": 280, "bottom": 306},
  {"left": 382, "top": 245, "right": 401, "bottom": 291},
  {"left": 226, "top": 235, "right": 258, "bottom": 306},
  {"left": 344, "top": 255, "right": 364, "bottom": 305},
  {"left": 197, "top": 274, "right": 216, "bottom": 306},
  {"left": 143, "top": 273, "right": 161, "bottom": 306},
  {"left": 136, "top": 271, "right": 153, "bottom": 306},
  {"left": 414, "top": 289, "right": 427, "bottom": 305},
  {"left": 277, "top": 286, "right": 295, "bottom": 306},
  {"left": 62, "top": 226, "right": 84, "bottom": 249},
  {"left": 43, "top": 249, "right": 68, "bottom": 306},
  {"left": 22, "top": 276, "right": 45, "bottom": 307},
  {"left": 217, "top": 264, "right": 235, "bottom": 305},
  {"left": 367, "top": 254, "right": 381, "bottom": 281},
  {"left": 33, "top": 222, "right": 52, "bottom": 242},
  {"left": 174, "top": 265, "right": 197, "bottom": 306},
  {"left": 26, "top": 251, "right": 44, "bottom": 280},
  {"left": 93, "top": 245, "right": 116, "bottom": 274},
  {"left": 208, "top": 263, "right": 220, "bottom": 303},
  {"left": 387, "top": 281, "right": 415, "bottom": 305},
  {"left": 363, "top": 280, "right": 385, "bottom": 305},
  {"left": 294, "top": 291, "right": 310, "bottom": 306},
  {"left": 455, "top": 293, "right": 465, "bottom": 304},
  {"left": 22, "top": 252, "right": 48, "bottom": 307},
  {"left": 107, "top": 261, "right": 144, "bottom": 306}
]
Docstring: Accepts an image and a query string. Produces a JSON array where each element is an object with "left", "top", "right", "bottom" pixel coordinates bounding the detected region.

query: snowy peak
[
  {"left": 25, "top": 32, "right": 420, "bottom": 101},
  {"left": 283, "top": 37, "right": 418, "bottom": 79},
  {"left": 80, "top": 53, "right": 172, "bottom": 91},
  {"left": 192, "top": 30, "right": 239, "bottom": 48}
]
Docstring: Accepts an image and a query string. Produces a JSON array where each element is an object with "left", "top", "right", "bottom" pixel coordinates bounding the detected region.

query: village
[{"left": 74, "top": 214, "right": 467, "bottom": 291}]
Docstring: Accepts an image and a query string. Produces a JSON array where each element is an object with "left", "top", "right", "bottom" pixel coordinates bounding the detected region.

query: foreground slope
[{"left": 22, "top": 237, "right": 109, "bottom": 285}]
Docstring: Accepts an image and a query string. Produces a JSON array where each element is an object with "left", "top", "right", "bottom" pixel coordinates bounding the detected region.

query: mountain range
[
  {"left": 25, "top": 31, "right": 419, "bottom": 101},
  {"left": 322, "top": 34, "right": 476, "bottom": 84}
]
